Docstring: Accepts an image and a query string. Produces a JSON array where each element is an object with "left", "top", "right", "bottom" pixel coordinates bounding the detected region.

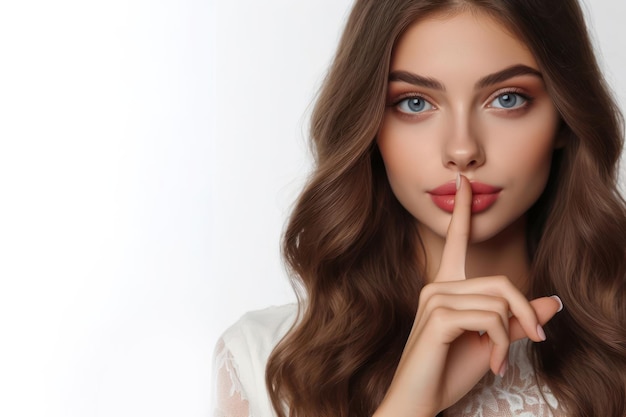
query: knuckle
[
  {"left": 419, "top": 282, "right": 437, "bottom": 300},
  {"left": 427, "top": 293, "right": 445, "bottom": 309},
  {"left": 417, "top": 284, "right": 434, "bottom": 312},
  {"left": 495, "top": 275, "right": 511, "bottom": 286},
  {"left": 490, "top": 275, "right": 516, "bottom": 296},
  {"left": 494, "top": 297, "right": 510, "bottom": 316},
  {"left": 429, "top": 306, "right": 450, "bottom": 325},
  {"left": 486, "top": 311, "right": 502, "bottom": 327}
]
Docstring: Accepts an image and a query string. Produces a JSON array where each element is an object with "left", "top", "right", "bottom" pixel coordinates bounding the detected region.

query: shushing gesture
[{"left": 374, "top": 175, "right": 563, "bottom": 417}]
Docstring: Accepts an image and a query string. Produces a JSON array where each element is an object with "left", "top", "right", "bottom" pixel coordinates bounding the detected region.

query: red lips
[{"left": 428, "top": 181, "right": 502, "bottom": 213}]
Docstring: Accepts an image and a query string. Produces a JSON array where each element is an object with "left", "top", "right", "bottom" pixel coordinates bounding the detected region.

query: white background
[{"left": 0, "top": 1, "right": 623, "bottom": 416}]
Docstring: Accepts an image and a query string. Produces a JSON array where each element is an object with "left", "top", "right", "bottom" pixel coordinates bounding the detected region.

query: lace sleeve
[{"left": 213, "top": 338, "right": 251, "bottom": 417}]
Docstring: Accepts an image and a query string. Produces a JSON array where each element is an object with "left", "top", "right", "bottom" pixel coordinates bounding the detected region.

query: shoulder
[
  {"left": 217, "top": 304, "right": 299, "bottom": 416},
  {"left": 220, "top": 304, "right": 299, "bottom": 375},
  {"left": 221, "top": 304, "right": 299, "bottom": 353}
]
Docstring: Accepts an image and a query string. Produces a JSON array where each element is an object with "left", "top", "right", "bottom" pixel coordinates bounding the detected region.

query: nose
[{"left": 443, "top": 116, "right": 485, "bottom": 171}]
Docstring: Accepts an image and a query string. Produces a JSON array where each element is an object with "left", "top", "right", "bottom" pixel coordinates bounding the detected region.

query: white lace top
[{"left": 213, "top": 304, "right": 564, "bottom": 417}]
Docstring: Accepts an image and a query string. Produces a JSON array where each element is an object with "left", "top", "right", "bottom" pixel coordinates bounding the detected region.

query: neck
[{"left": 419, "top": 216, "right": 530, "bottom": 293}]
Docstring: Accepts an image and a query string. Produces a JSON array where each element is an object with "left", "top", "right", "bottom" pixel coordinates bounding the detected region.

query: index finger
[{"left": 435, "top": 174, "right": 473, "bottom": 281}]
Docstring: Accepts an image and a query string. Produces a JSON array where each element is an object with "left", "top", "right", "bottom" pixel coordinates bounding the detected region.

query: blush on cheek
[{"left": 515, "top": 157, "right": 554, "bottom": 203}]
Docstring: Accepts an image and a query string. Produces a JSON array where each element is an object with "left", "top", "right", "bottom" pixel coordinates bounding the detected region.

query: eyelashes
[
  {"left": 486, "top": 88, "right": 533, "bottom": 111},
  {"left": 396, "top": 96, "right": 435, "bottom": 114},
  {"left": 390, "top": 93, "right": 437, "bottom": 117},
  {"left": 389, "top": 88, "right": 534, "bottom": 118}
]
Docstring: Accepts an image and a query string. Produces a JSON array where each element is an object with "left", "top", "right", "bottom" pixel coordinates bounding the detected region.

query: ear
[{"left": 553, "top": 120, "right": 568, "bottom": 149}]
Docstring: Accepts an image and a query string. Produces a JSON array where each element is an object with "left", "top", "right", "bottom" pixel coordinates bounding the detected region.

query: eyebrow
[
  {"left": 388, "top": 64, "right": 543, "bottom": 91},
  {"left": 388, "top": 71, "right": 445, "bottom": 90}
]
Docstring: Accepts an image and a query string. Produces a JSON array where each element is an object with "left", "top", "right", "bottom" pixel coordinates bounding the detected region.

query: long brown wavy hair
[{"left": 266, "top": 1, "right": 626, "bottom": 416}]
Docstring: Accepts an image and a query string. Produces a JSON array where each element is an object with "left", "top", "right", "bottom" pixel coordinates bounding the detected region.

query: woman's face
[{"left": 377, "top": 10, "right": 561, "bottom": 243}]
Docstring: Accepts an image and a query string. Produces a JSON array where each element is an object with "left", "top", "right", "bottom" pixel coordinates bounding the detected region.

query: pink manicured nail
[
  {"left": 456, "top": 173, "right": 461, "bottom": 190},
  {"left": 498, "top": 360, "right": 508, "bottom": 377},
  {"left": 550, "top": 295, "right": 563, "bottom": 312},
  {"left": 537, "top": 324, "right": 547, "bottom": 341}
]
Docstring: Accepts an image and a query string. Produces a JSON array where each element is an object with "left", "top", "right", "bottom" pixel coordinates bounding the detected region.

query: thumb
[{"left": 509, "top": 296, "right": 563, "bottom": 342}]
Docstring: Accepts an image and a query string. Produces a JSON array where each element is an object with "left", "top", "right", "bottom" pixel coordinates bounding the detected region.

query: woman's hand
[{"left": 373, "top": 175, "right": 562, "bottom": 417}]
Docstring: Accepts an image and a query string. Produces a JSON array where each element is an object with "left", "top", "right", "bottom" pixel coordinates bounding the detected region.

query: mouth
[{"left": 428, "top": 181, "right": 502, "bottom": 214}]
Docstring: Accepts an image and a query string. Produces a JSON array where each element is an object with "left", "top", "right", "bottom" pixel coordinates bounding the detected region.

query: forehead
[{"left": 391, "top": 10, "right": 538, "bottom": 76}]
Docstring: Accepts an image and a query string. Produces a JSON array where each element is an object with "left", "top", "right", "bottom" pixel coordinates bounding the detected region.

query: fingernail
[
  {"left": 550, "top": 295, "right": 563, "bottom": 312},
  {"left": 498, "top": 360, "right": 508, "bottom": 378},
  {"left": 456, "top": 173, "right": 461, "bottom": 190},
  {"left": 536, "top": 324, "right": 547, "bottom": 341}
]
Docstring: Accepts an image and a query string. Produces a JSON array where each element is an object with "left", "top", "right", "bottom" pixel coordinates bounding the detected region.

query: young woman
[{"left": 214, "top": 0, "right": 626, "bottom": 416}]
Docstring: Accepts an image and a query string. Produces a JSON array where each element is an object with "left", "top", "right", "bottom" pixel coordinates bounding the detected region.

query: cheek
[
  {"left": 489, "top": 118, "right": 558, "bottom": 197},
  {"left": 377, "top": 118, "right": 439, "bottom": 187}
]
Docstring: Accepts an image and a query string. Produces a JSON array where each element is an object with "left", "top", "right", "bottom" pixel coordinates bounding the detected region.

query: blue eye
[
  {"left": 490, "top": 92, "right": 528, "bottom": 109},
  {"left": 397, "top": 96, "right": 434, "bottom": 114}
]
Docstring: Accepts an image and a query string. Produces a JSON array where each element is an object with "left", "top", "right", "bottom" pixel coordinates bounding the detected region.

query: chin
[
  {"left": 415, "top": 207, "right": 528, "bottom": 246},
  {"left": 468, "top": 213, "right": 527, "bottom": 245}
]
